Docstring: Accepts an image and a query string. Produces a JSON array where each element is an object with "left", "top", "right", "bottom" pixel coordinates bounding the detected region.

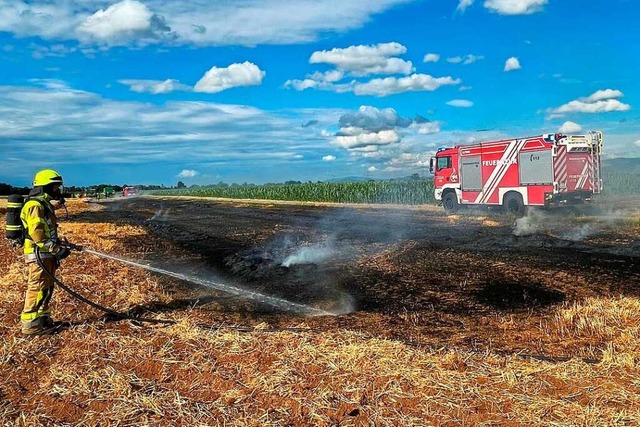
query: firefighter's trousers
[{"left": 21, "top": 258, "right": 57, "bottom": 333}]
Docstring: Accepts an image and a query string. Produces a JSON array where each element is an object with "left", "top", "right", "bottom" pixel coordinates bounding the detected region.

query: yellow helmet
[{"left": 33, "top": 169, "right": 64, "bottom": 187}]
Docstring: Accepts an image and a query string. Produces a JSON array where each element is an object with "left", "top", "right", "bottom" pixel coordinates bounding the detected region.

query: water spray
[{"left": 80, "top": 248, "right": 334, "bottom": 316}]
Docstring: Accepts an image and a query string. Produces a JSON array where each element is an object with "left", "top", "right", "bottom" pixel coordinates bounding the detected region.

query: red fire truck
[
  {"left": 430, "top": 131, "right": 603, "bottom": 215},
  {"left": 122, "top": 186, "right": 139, "bottom": 197}
]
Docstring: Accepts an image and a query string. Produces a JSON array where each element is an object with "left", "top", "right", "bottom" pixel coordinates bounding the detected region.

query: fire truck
[
  {"left": 430, "top": 131, "right": 603, "bottom": 215},
  {"left": 122, "top": 186, "right": 139, "bottom": 197}
]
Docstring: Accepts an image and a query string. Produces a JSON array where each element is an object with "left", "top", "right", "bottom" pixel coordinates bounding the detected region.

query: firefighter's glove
[{"left": 55, "top": 247, "right": 71, "bottom": 262}]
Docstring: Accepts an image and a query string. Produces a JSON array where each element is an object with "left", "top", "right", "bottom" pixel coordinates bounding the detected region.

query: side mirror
[{"left": 429, "top": 157, "right": 435, "bottom": 174}]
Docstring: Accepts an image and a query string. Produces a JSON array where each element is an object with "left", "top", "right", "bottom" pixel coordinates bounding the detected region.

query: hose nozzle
[{"left": 61, "top": 241, "right": 84, "bottom": 252}]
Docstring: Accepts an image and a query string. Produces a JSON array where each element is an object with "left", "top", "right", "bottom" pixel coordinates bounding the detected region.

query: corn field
[
  {"left": 603, "top": 172, "right": 640, "bottom": 196},
  {"left": 149, "top": 180, "right": 436, "bottom": 205}
]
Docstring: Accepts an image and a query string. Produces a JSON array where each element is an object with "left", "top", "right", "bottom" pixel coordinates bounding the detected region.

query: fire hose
[
  {"left": 33, "top": 244, "right": 315, "bottom": 332},
  {"left": 33, "top": 244, "right": 600, "bottom": 363},
  {"left": 35, "top": 244, "right": 174, "bottom": 325}
]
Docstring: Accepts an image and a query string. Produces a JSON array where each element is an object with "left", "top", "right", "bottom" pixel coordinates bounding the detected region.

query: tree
[{"left": 176, "top": 181, "right": 186, "bottom": 189}]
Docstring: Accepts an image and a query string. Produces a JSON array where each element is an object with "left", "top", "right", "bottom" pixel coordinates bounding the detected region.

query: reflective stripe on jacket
[{"left": 20, "top": 195, "right": 59, "bottom": 255}]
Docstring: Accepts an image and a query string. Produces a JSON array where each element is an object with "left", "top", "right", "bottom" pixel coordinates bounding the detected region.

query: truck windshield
[{"left": 436, "top": 156, "right": 451, "bottom": 171}]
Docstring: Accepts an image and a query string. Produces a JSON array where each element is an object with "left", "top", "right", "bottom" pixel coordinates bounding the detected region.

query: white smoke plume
[
  {"left": 282, "top": 243, "right": 334, "bottom": 267},
  {"left": 148, "top": 207, "right": 171, "bottom": 221},
  {"left": 512, "top": 208, "right": 546, "bottom": 236}
]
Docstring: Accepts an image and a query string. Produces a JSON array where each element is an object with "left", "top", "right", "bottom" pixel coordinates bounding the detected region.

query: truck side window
[{"left": 436, "top": 156, "right": 451, "bottom": 171}]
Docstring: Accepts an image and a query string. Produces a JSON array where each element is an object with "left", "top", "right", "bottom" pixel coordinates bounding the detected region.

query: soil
[{"left": 86, "top": 196, "right": 640, "bottom": 358}]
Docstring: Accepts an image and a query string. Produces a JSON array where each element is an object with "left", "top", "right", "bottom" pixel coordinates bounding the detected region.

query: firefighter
[{"left": 19, "top": 169, "right": 71, "bottom": 336}]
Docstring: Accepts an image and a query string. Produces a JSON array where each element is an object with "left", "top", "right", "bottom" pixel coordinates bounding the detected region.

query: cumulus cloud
[
  {"left": 322, "top": 155, "right": 336, "bottom": 161},
  {"left": 330, "top": 105, "right": 443, "bottom": 162},
  {"left": 119, "top": 79, "right": 191, "bottom": 94},
  {"left": 558, "top": 121, "right": 582, "bottom": 134},
  {"left": 367, "top": 166, "right": 377, "bottom": 172},
  {"left": 423, "top": 53, "right": 440, "bottom": 63},
  {"left": 286, "top": 43, "right": 461, "bottom": 97},
  {"left": 504, "top": 57, "right": 521, "bottom": 71},
  {"left": 338, "top": 106, "right": 412, "bottom": 132},
  {"left": 484, "top": 0, "right": 548, "bottom": 15},
  {"left": 334, "top": 129, "right": 400, "bottom": 149},
  {"left": 177, "top": 169, "right": 198, "bottom": 178},
  {"left": 635, "top": 140, "right": 640, "bottom": 148},
  {"left": 78, "top": 0, "right": 174, "bottom": 45},
  {"left": 331, "top": 106, "right": 416, "bottom": 150},
  {"left": 457, "top": 0, "right": 474, "bottom": 12},
  {"left": 353, "top": 74, "right": 461, "bottom": 96},
  {"left": 413, "top": 122, "right": 441, "bottom": 134},
  {"left": 194, "top": 62, "right": 265, "bottom": 93},
  {"left": 549, "top": 89, "right": 631, "bottom": 115},
  {"left": 284, "top": 70, "right": 347, "bottom": 92},
  {"left": 446, "top": 99, "right": 474, "bottom": 108},
  {"left": 586, "top": 89, "right": 624, "bottom": 103},
  {"left": 309, "top": 42, "right": 413, "bottom": 76},
  {"left": 447, "top": 54, "right": 484, "bottom": 65}
]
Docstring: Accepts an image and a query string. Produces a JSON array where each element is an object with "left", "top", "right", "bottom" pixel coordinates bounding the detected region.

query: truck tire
[
  {"left": 503, "top": 192, "right": 526, "bottom": 217},
  {"left": 443, "top": 192, "right": 459, "bottom": 214}
]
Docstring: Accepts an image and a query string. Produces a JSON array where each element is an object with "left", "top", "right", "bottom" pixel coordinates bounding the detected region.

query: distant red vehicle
[{"left": 122, "top": 186, "right": 139, "bottom": 197}]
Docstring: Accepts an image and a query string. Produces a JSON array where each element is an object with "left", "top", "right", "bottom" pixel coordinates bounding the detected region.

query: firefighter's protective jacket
[{"left": 20, "top": 193, "right": 59, "bottom": 259}]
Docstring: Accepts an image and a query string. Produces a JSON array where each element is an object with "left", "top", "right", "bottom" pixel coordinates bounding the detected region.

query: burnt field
[
  {"left": 2, "top": 196, "right": 640, "bottom": 425},
  {"left": 103, "top": 196, "right": 640, "bottom": 357}
]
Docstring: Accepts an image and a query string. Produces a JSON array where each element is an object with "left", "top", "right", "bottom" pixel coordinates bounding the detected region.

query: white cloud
[
  {"left": 309, "top": 42, "right": 413, "bottom": 76},
  {"left": 78, "top": 0, "right": 174, "bottom": 45},
  {"left": 0, "top": 0, "right": 413, "bottom": 47},
  {"left": 554, "top": 99, "right": 631, "bottom": 114},
  {"left": 446, "top": 99, "right": 474, "bottom": 108},
  {"left": 177, "top": 169, "right": 198, "bottom": 178},
  {"left": 587, "top": 89, "right": 624, "bottom": 102},
  {"left": 353, "top": 74, "right": 461, "bottom": 96},
  {"left": 194, "top": 62, "right": 265, "bottom": 93},
  {"left": 457, "top": 0, "right": 474, "bottom": 12},
  {"left": 414, "top": 122, "right": 441, "bottom": 134},
  {"left": 0, "top": 81, "right": 344, "bottom": 183},
  {"left": 550, "top": 90, "right": 631, "bottom": 115},
  {"left": 367, "top": 166, "right": 377, "bottom": 172},
  {"left": 284, "top": 70, "right": 346, "bottom": 91},
  {"left": 119, "top": 79, "right": 191, "bottom": 94},
  {"left": 322, "top": 155, "right": 336, "bottom": 161},
  {"left": 446, "top": 54, "right": 484, "bottom": 65},
  {"left": 558, "top": 121, "right": 582, "bottom": 134},
  {"left": 635, "top": 140, "right": 640, "bottom": 148},
  {"left": 334, "top": 129, "right": 400, "bottom": 149},
  {"left": 504, "top": 57, "right": 521, "bottom": 71},
  {"left": 423, "top": 53, "right": 440, "bottom": 63},
  {"left": 484, "top": 0, "right": 548, "bottom": 15}
]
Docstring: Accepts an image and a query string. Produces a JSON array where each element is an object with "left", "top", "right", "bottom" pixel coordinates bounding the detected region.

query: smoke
[
  {"left": 512, "top": 208, "right": 546, "bottom": 236},
  {"left": 513, "top": 205, "right": 634, "bottom": 241},
  {"left": 148, "top": 206, "right": 171, "bottom": 221},
  {"left": 282, "top": 243, "right": 334, "bottom": 267}
]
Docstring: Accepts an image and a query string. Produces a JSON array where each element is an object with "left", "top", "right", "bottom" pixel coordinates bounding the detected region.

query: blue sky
[{"left": 0, "top": 0, "right": 638, "bottom": 187}]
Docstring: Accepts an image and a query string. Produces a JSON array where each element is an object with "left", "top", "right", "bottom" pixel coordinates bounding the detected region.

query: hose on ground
[{"left": 33, "top": 245, "right": 317, "bottom": 331}]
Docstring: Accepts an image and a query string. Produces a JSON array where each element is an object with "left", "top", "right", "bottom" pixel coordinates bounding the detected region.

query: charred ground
[{"left": 90, "top": 197, "right": 640, "bottom": 357}]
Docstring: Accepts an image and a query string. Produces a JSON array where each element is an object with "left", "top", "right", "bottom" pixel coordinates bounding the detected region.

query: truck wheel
[
  {"left": 443, "top": 192, "right": 459, "bottom": 214},
  {"left": 503, "top": 193, "right": 526, "bottom": 217}
]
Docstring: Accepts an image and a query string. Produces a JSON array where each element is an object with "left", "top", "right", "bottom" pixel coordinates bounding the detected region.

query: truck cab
[{"left": 430, "top": 147, "right": 460, "bottom": 211}]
